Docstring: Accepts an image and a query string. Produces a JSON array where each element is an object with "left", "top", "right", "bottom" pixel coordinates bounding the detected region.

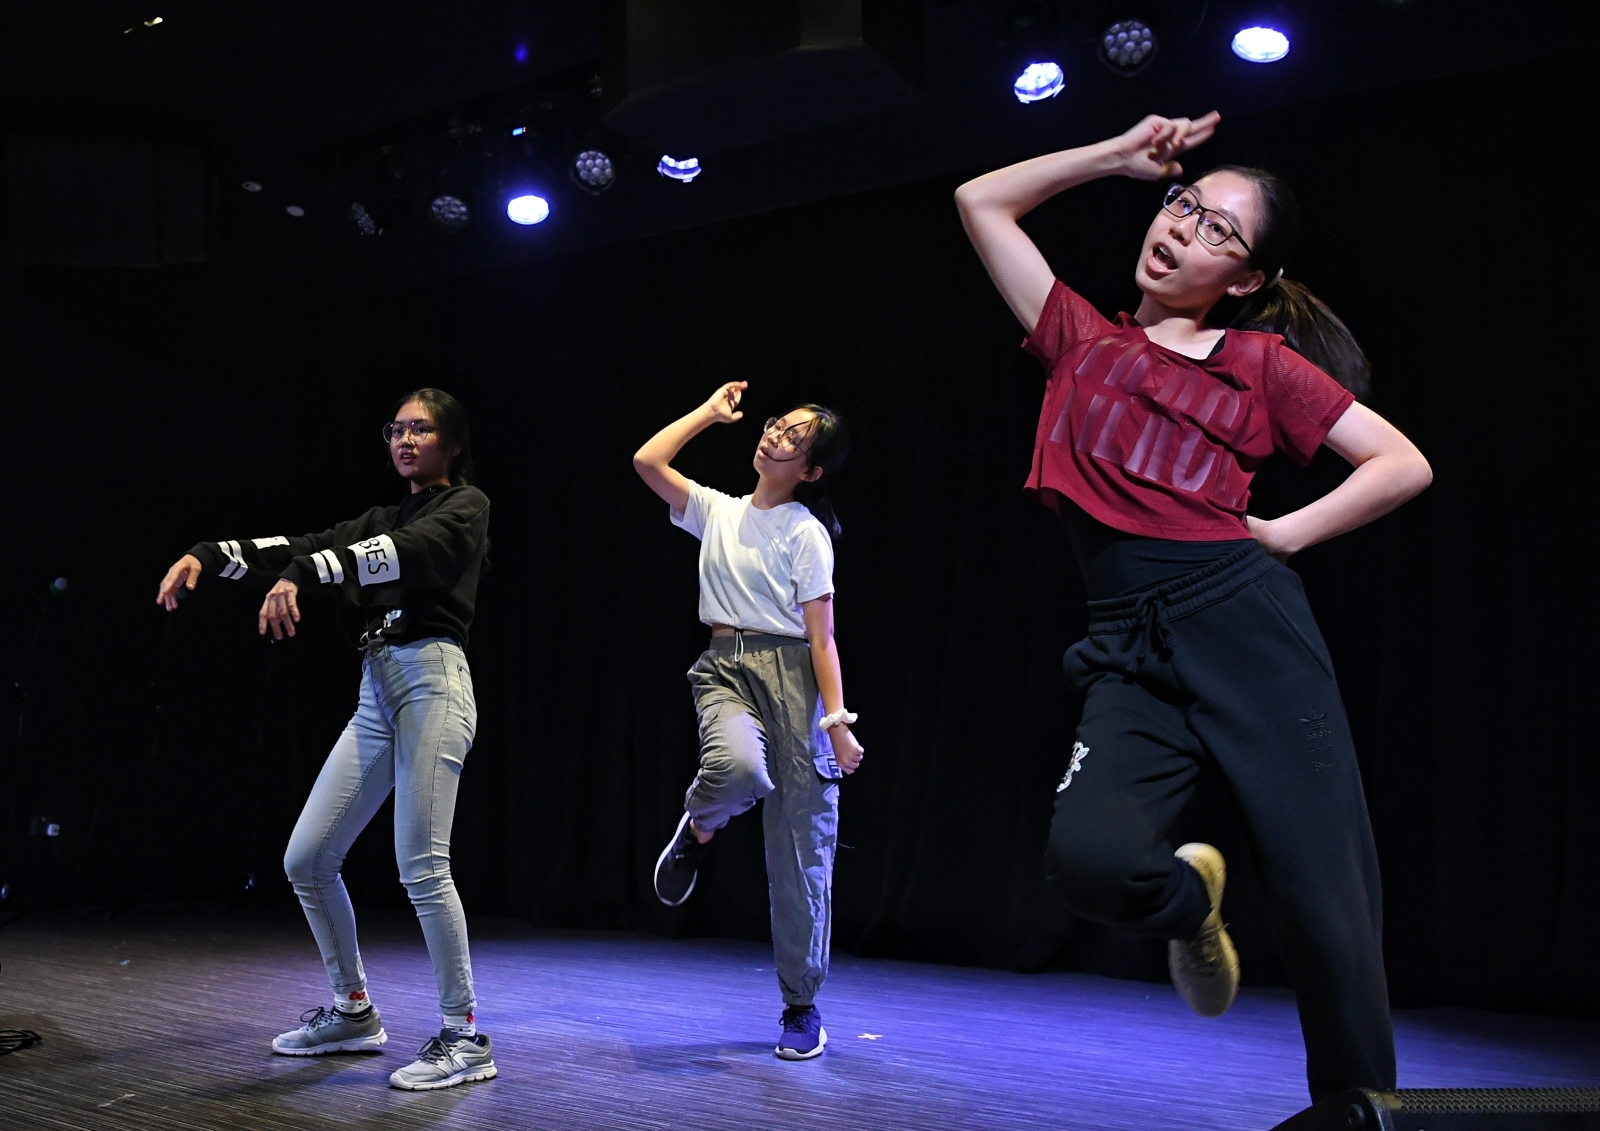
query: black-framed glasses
[
  {"left": 382, "top": 421, "right": 438, "bottom": 443},
  {"left": 762, "top": 416, "right": 815, "bottom": 455},
  {"left": 1162, "top": 184, "right": 1253, "bottom": 256}
]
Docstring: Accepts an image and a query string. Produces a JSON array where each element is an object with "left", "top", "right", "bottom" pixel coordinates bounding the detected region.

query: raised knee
[
  {"left": 703, "top": 748, "right": 772, "bottom": 799},
  {"left": 1044, "top": 817, "right": 1162, "bottom": 921}
]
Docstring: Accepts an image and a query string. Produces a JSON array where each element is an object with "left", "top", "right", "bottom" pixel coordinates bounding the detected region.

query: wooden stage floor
[{"left": 2, "top": 907, "right": 1597, "bottom": 1130}]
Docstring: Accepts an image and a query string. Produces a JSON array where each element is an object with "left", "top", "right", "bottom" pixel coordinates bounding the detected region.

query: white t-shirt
[{"left": 671, "top": 480, "right": 835, "bottom": 638}]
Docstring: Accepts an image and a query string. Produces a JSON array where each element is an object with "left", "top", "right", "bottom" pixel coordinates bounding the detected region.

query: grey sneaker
[
  {"left": 389, "top": 1030, "right": 497, "bottom": 1091},
  {"left": 270, "top": 1006, "right": 387, "bottom": 1055},
  {"left": 1167, "top": 842, "right": 1240, "bottom": 1018}
]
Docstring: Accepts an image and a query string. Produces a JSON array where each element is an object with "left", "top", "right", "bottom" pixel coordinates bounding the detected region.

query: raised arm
[
  {"left": 632, "top": 381, "right": 747, "bottom": 513},
  {"left": 954, "top": 112, "right": 1220, "bottom": 332},
  {"left": 1248, "top": 402, "right": 1433, "bottom": 560}
]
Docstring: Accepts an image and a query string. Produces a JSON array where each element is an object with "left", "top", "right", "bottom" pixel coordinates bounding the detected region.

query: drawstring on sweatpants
[
  {"left": 733, "top": 629, "right": 744, "bottom": 662},
  {"left": 1132, "top": 591, "right": 1173, "bottom": 671}
]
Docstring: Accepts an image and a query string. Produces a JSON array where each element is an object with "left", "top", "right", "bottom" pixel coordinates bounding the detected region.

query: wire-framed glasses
[
  {"left": 1162, "top": 184, "right": 1254, "bottom": 256},
  {"left": 762, "top": 416, "right": 815, "bottom": 454},
  {"left": 382, "top": 421, "right": 438, "bottom": 443}
]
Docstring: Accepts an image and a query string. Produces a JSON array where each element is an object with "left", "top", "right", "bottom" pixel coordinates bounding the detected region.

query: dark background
[{"left": 3, "top": 44, "right": 1595, "bottom": 1019}]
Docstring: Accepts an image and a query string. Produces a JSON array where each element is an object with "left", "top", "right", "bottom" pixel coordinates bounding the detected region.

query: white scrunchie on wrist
[{"left": 820, "top": 709, "right": 858, "bottom": 731}]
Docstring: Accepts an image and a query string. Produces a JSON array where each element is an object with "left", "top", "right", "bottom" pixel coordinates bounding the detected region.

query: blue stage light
[
  {"left": 1231, "top": 26, "right": 1289, "bottom": 63},
  {"left": 511, "top": 126, "right": 527, "bottom": 136},
  {"left": 1013, "top": 62, "right": 1064, "bottom": 103},
  {"left": 506, "top": 194, "right": 549, "bottom": 225},
  {"left": 657, "top": 155, "right": 701, "bottom": 183}
]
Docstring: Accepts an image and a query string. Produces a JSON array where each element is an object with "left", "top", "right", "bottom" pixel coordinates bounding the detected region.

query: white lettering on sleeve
[{"left": 352, "top": 534, "right": 400, "bottom": 587}]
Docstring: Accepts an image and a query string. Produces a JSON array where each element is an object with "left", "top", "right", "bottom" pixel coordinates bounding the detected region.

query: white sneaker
[
  {"left": 270, "top": 1006, "right": 387, "bottom": 1055},
  {"left": 1167, "top": 843, "right": 1241, "bottom": 1018},
  {"left": 389, "top": 1030, "right": 498, "bottom": 1091}
]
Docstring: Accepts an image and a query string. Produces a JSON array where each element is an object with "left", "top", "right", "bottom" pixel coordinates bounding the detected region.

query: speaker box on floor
[{"left": 1271, "top": 1089, "right": 1600, "bottom": 1130}]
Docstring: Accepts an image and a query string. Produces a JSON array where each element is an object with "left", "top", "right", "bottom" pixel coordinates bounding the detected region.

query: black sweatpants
[{"left": 1044, "top": 543, "right": 1396, "bottom": 1101}]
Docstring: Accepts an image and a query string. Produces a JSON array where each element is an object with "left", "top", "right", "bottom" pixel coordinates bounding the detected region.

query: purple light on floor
[{"left": 514, "top": 44, "right": 528, "bottom": 65}]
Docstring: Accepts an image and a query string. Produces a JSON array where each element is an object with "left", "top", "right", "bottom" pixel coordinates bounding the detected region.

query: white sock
[
  {"left": 334, "top": 989, "right": 373, "bottom": 1016},
  {"left": 442, "top": 1011, "right": 476, "bottom": 1038}
]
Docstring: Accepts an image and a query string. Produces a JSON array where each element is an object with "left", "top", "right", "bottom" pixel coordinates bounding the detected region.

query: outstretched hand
[
  {"left": 156, "top": 554, "right": 203, "bottom": 611},
  {"left": 258, "top": 579, "right": 301, "bottom": 639},
  {"left": 1114, "top": 111, "right": 1221, "bottom": 181},
  {"left": 702, "top": 381, "right": 747, "bottom": 425}
]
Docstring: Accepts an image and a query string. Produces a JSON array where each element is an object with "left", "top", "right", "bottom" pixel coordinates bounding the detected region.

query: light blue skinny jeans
[{"left": 283, "top": 637, "right": 478, "bottom": 1019}]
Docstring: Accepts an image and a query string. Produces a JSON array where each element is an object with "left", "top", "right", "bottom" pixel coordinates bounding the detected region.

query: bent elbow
[
  {"left": 953, "top": 179, "right": 985, "bottom": 215},
  {"left": 1408, "top": 453, "right": 1433, "bottom": 497}
]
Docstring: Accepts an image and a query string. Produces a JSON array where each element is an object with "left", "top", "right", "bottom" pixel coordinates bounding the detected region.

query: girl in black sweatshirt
[{"left": 156, "top": 388, "right": 496, "bottom": 1092}]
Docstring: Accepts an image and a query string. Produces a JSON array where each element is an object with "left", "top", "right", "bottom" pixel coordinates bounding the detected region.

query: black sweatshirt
[{"left": 187, "top": 484, "right": 490, "bottom": 648}]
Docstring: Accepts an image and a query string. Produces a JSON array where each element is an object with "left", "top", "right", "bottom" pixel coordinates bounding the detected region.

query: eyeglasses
[
  {"left": 1162, "top": 184, "right": 1254, "bottom": 256},
  {"left": 382, "top": 421, "right": 438, "bottom": 443},
  {"left": 762, "top": 417, "right": 815, "bottom": 455}
]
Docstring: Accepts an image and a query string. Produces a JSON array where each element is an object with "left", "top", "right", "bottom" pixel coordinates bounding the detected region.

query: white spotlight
[
  {"left": 657, "top": 155, "right": 701, "bottom": 183},
  {"left": 506, "top": 194, "right": 550, "bottom": 225},
  {"left": 1013, "top": 62, "right": 1064, "bottom": 103},
  {"left": 1231, "top": 27, "right": 1289, "bottom": 63}
]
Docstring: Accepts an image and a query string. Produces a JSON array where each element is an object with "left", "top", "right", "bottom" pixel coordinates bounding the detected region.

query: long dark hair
[
  {"left": 1201, "top": 165, "right": 1371, "bottom": 398},
  {"left": 789, "top": 404, "right": 850, "bottom": 538},
  {"left": 393, "top": 387, "right": 475, "bottom": 485}
]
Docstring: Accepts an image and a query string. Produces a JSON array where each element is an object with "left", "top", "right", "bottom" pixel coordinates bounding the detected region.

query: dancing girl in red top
[{"left": 956, "top": 111, "right": 1431, "bottom": 1100}]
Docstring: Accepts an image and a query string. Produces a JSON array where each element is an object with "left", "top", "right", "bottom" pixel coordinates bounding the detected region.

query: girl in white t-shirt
[{"left": 633, "top": 380, "right": 864, "bottom": 1061}]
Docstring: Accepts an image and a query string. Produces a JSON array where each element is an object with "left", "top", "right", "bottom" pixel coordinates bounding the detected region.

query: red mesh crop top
[{"left": 1022, "top": 279, "right": 1354, "bottom": 540}]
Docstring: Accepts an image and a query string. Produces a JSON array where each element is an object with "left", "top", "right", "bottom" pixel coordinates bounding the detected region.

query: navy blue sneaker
[{"left": 775, "top": 1004, "right": 827, "bottom": 1060}]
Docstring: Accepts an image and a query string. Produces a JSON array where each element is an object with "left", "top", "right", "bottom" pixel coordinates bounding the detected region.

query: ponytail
[
  {"left": 1232, "top": 277, "right": 1371, "bottom": 399},
  {"left": 1200, "top": 164, "right": 1372, "bottom": 398},
  {"left": 794, "top": 481, "right": 843, "bottom": 539},
  {"left": 788, "top": 404, "right": 851, "bottom": 539}
]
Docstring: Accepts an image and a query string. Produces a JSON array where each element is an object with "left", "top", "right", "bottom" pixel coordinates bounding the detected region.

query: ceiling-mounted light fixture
[
  {"left": 571, "top": 150, "right": 615, "bottom": 195},
  {"left": 1231, "top": 26, "right": 1290, "bottom": 62},
  {"left": 656, "top": 155, "right": 701, "bottom": 183},
  {"left": 1099, "top": 20, "right": 1157, "bottom": 76},
  {"left": 506, "top": 194, "right": 550, "bottom": 225},
  {"left": 1013, "top": 62, "right": 1064, "bottom": 103}
]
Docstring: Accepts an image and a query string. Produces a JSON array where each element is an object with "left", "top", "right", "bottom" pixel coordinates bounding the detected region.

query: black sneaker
[
  {"left": 653, "top": 811, "right": 711, "bottom": 907},
  {"left": 775, "top": 1004, "right": 827, "bottom": 1060}
]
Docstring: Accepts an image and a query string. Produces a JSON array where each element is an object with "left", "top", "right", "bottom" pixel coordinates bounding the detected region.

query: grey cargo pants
[{"left": 684, "top": 631, "right": 841, "bottom": 1007}]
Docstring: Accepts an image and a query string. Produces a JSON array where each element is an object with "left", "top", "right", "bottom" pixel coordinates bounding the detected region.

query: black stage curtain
[{"left": 3, "top": 57, "right": 1593, "bottom": 1016}]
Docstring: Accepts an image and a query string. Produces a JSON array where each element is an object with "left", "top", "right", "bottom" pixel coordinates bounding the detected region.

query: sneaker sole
[
  {"left": 271, "top": 1030, "right": 388, "bottom": 1056},
  {"left": 1170, "top": 842, "right": 1239, "bottom": 1018},
  {"left": 389, "top": 1062, "right": 498, "bottom": 1091},
  {"left": 774, "top": 1027, "right": 827, "bottom": 1061},
  {"left": 653, "top": 811, "right": 699, "bottom": 908}
]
